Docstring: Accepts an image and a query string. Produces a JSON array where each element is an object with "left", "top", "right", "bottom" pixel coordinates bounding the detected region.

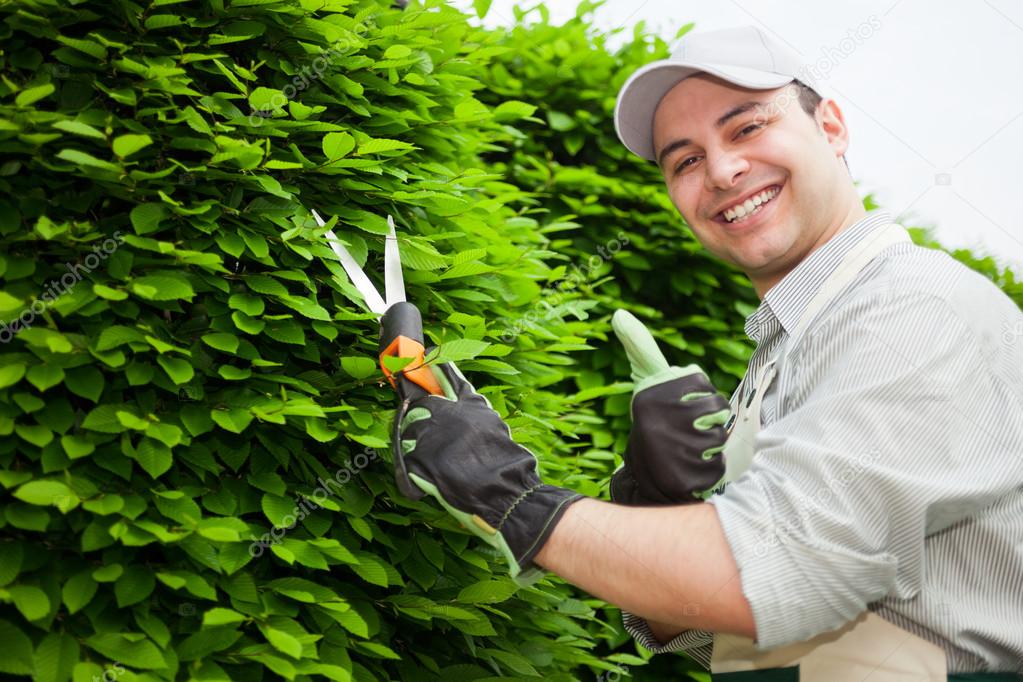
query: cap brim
[{"left": 614, "top": 60, "right": 794, "bottom": 161}]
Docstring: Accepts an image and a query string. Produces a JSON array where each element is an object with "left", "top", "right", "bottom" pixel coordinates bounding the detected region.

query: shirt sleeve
[
  {"left": 620, "top": 611, "right": 713, "bottom": 668},
  {"left": 707, "top": 290, "right": 1023, "bottom": 650}
]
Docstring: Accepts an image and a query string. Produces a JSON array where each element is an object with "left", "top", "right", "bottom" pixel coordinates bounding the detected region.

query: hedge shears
[{"left": 311, "top": 209, "right": 443, "bottom": 498}]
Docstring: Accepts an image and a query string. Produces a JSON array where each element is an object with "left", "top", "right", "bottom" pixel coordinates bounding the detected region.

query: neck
[{"left": 750, "top": 201, "right": 868, "bottom": 299}]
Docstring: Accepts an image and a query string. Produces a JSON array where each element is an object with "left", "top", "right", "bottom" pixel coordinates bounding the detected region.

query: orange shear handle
[{"left": 378, "top": 301, "right": 443, "bottom": 397}]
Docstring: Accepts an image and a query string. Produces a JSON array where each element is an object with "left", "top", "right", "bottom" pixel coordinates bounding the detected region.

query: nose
[{"left": 705, "top": 147, "right": 750, "bottom": 194}]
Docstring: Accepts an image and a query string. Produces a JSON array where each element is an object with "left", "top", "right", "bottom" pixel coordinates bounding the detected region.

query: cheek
[{"left": 665, "top": 175, "right": 699, "bottom": 216}]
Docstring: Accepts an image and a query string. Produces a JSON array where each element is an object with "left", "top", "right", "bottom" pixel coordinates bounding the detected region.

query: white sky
[{"left": 451, "top": 0, "right": 1023, "bottom": 273}]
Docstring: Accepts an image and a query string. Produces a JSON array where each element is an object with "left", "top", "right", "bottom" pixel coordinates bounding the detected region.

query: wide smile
[{"left": 711, "top": 183, "right": 784, "bottom": 231}]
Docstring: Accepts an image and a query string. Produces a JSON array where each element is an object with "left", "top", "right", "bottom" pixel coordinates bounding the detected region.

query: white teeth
[{"left": 722, "top": 186, "right": 779, "bottom": 223}]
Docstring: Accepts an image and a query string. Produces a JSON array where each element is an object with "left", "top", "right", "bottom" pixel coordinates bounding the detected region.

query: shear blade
[
  {"left": 383, "top": 214, "right": 406, "bottom": 308},
  {"left": 311, "top": 209, "right": 388, "bottom": 315}
]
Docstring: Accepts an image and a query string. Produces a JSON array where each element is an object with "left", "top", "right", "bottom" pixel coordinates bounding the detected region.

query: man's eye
[
  {"left": 738, "top": 123, "right": 763, "bottom": 137},
  {"left": 675, "top": 156, "right": 701, "bottom": 174}
]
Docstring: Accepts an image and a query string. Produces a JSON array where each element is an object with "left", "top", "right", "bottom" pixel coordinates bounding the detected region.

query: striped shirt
[{"left": 624, "top": 210, "right": 1023, "bottom": 673}]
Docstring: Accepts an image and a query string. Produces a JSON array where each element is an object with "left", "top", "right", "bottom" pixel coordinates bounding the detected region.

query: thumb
[
  {"left": 426, "top": 358, "right": 480, "bottom": 402},
  {"left": 612, "top": 309, "right": 670, "bottom": 383}
]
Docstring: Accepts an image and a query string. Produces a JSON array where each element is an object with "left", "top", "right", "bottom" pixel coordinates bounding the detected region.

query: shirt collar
[{"left": 744, "top": 209, "right": 894, "bottom": 342}]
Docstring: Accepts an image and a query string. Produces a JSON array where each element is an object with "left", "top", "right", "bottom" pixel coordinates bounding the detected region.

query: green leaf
[
  {"left": 32, "top": 632, "right": 80, "bottom": 682},
  {"left": 26, "top": 364, "right": 64, "bottom": 391},
  {"left": 493, "top": 100, "right": 537, "bottom": 122},
  {"left": 130, "top": 203, "right": 167, "bottom": 234},
  {"left": 84, "top": 633, "right": 166, "bottom": 669},
  {"left": 82, "top": 404, "right": 131, "bottom": 433},
  {"left": 14, "top": 480, "right": 79, "bottom": 511},
  {"left": 131, "top": 274, "right": 195, "bottom": 301},
  {"left": 473, "top": 0, "right": 493, "bottom": 19},
  {"left": 113, "top": 134, "right": 153, "bottom": 157},
  {"left": 211, "top": 408, "right": 252, "bottom": 434},
  {"left": 228, "top": 293, "right": 264, "bottom": 316},
  {"left": 8, "top": 585, "right": 50, "bottom": 620},
  {"left": 357, "top": 138, "right": 414, "bottom": 155},
  {"left": 260, "top": 624, "right": 302, "bottom": 659},
  {"left": 134, "top": 437, "right": 173, "bottom": 478},
  {"left": 56, "top": 35, "right": 107, "bottom": 59},
  {"left": 62, "top": 571, "right": 98, "bottom": 614},
  {"left": 322, "top": 132, "right": 355, "bottom": 159},
  {"left": 244, "top": 274, "right": 288, "bottom": 296},
  {"left": 52, "top": 119, "right": 105, "bottom": 140},
  {"left": 56, "top": 148, "right": 121, "bottom": 173},
  {"left": 60, "top": 435, "right": 95, "bottom": 459},
  {"left": 92, "top": 564, "right": 123, "bottom": 582},
  {"left": 0, "top": 363, "right": 26, "bottom": 390},
  {"left": 384, "top": 44, "right": 412, "bottom": 59},
  {"left": 202, "top": 607, "right": 246, "bottom": 626},
  {"left": 157, "top": 355, "right": 194, "bottom": 384},
  {"left": 144, "top": 13, "right": 185, "bottom": 29},
  {"left": 64, "top": 365, "right": 105, "bottom": 402},
  {"left": 115, "top": 565, "right": 156, "bottom": 607},
  {"left": 93, "top": 284, "right": 128, "bottom": 300},
  {"left": 16, "top": 83, "right": 55, "bottom": 107},
  {"left": 432, "top": 338, "right": 490, "bottom": 363},
  {"left": 202, "top": 332, "right": 240, "bottom": 353},
  {"left": 248, "top": 86, "right": 285, "bottom": 112},
  {"left": 340, "top": 356, "right": 377, "bottom": 379},
  {"left": 267, "top": 577, "right": 343, "bottom": 604},
  {"left": 82, "top": 494, "right": 124, "bottom": 515},
  {"left": 5, "top": 504, "right": 49, "bottom": 531},
  {"left": 0, "top": 619, "right": 34, "bottom": 675},
  {"left": 263, "top": 495, "right": 303, "bottom": 533},
  {"left": 457, "top": 579, "right": 518, "bottom": 604},
  {"left": 18, "top": 328, "right": 73, "bottom": 353},
  {"left": 0, "top": 543, "right": 22, "bottom": 587}
]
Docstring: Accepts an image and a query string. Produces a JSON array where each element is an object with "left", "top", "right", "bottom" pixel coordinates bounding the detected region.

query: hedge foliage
[{"left": 0, "top": 1, "right": 1020, "bottom": 681}]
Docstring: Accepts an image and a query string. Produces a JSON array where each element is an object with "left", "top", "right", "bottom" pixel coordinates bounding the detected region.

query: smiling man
[
  {"left": 649, "top": 76, "right": 859, "bottom": 300},
  {"left": 393, "top": 25, "right": 1023, "bottom": 681}
]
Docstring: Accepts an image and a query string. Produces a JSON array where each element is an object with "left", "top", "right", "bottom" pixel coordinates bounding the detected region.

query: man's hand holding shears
[{"left": 317, "top": 207, "right": 730, "bottom": 585}]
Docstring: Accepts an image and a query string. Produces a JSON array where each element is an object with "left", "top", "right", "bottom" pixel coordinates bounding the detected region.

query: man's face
[{"left": 652, "top": 74, "right": 852, "bottom": 294}]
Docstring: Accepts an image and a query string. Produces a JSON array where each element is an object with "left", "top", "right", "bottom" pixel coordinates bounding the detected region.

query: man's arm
[{"left": 534, "top": 497, "right": 756, "bottom": 639}]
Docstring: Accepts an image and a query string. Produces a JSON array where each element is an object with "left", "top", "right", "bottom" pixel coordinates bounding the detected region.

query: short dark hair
[{"left": 794, "top": 79, "right": 822, "bottom": 120}]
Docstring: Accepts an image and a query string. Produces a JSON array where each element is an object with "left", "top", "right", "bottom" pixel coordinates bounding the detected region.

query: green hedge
[
  {"left": 0, "top": 1, "right": 625, "bottom": 679},
  {"left": 1, "top": 1, "right": 1019, "bottom": 681}
]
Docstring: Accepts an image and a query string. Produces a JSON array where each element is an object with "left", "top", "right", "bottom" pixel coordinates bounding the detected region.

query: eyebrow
[{"left": 656, "top": 99, "right": 767, "bottom": 167}]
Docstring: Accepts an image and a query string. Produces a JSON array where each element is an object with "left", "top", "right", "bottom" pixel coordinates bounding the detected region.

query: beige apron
[{"left": 711, "top": 222, "right": 948, "bottom": 681}]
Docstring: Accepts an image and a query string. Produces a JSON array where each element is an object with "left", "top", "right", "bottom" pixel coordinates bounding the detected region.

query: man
[{"left": 392, "top": 25, "right": 1023, "bottom": 680}]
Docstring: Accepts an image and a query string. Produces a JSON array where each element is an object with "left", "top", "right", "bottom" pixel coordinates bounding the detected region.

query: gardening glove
[
  {"left": 393, "top": 360, "right": 584, "bottom": 586},
  {"left": 609, "top": 310, "right": 731, "bottom": 505}
]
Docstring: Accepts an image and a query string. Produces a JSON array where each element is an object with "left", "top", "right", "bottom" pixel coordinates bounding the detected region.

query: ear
[{"left": 816, "top": 98, "right": 850, "bottom": 160}]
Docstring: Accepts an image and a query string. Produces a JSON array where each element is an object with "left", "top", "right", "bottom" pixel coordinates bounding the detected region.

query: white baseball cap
[{"left": 614, "top": 26, "right": 822, "bottom": 161}]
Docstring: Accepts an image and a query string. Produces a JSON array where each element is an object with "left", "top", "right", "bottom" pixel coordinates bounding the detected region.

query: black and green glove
[
  {"left": 609, "top": 310, "right": 731, "bottom": 505},
  {"left": 392, "top": 360, "right": 583, "bottom": 585}
]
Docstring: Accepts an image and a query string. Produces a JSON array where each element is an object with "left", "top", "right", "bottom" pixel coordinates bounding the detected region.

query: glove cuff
[{"left": 500, "top": 484, "right": 584, "bottom": 571}]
